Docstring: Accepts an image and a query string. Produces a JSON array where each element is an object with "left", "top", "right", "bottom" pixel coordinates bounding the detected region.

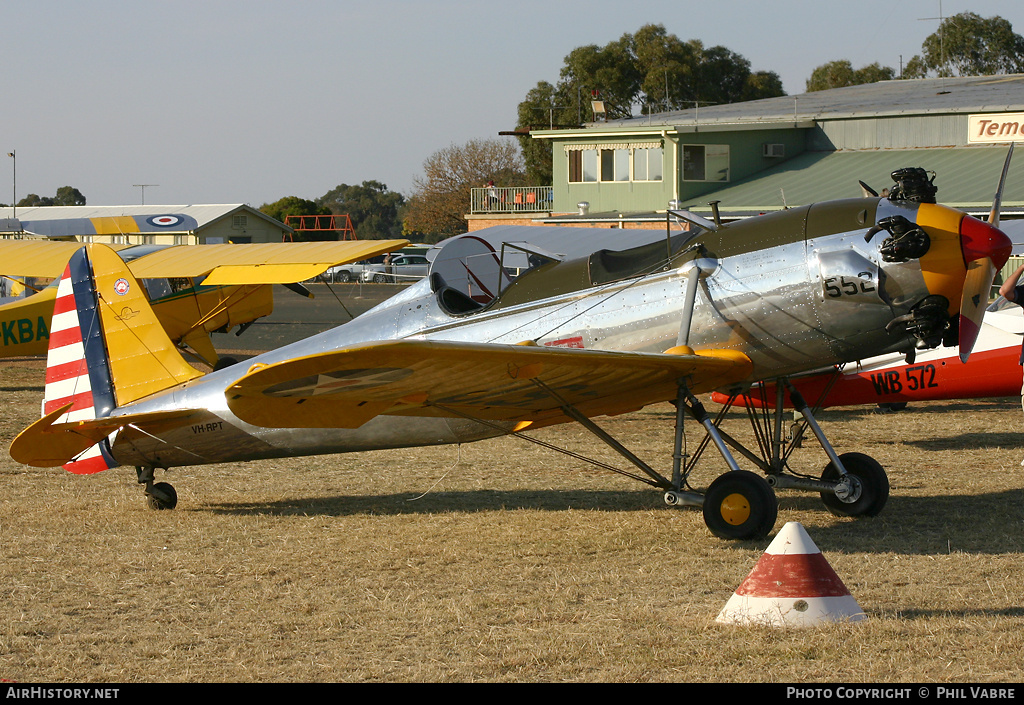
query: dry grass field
[{"left": 2, "top": 356, "right": 1024, "bottom": 683}]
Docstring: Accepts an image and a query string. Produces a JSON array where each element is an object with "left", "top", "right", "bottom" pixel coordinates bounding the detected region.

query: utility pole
[{"left": 7, "top": 151, "right": 15, "bottom": 218}]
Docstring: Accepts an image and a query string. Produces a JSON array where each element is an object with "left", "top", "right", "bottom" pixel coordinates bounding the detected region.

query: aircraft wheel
[
  {"left": 820, "top": 452, "right": 889, "bottom": 517},
  {"left": 146, "top": 482, "right": 178, "bottom": 511},
  {"left": 213, "top": 356, "right": 238, "bottom": 371},
  {"left": 876, "top": 402, "right": 907, "bottom": 412},
  {"left": 702, "top": 471, "right": 778, "bottom": 540}
]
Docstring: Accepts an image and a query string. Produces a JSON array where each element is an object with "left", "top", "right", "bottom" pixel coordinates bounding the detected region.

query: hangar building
[
  {"left": 468, "top": 74, "right": 1024, "bottom": 231},
  {"left": 0, "top": 204, "right": 292, "bottom": 244}
]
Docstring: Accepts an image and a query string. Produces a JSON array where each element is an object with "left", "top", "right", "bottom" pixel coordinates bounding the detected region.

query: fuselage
[{"left": 106, "top": 197, "right": 994, "bottom": 469}]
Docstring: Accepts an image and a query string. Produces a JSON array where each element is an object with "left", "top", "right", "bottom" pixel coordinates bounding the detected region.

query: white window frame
[{"left": 567, "top": 143, "right": 664, "bottom": 184}]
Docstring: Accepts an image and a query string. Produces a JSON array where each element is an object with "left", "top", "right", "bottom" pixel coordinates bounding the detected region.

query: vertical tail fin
[{"left": 42, "top": 244, "right": 202, "bottom": 473}]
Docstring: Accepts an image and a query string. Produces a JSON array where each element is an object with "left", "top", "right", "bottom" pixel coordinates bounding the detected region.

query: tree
[
  {"left": 258, "top": 196, "right": 332, "bottom": 240},
  {"left": 317, "top": 181, "right": 406, "bottom": 240},
  {"left": 15, "top": 186, "right": 87, "bottom": 207},
  {"left": 806, "top": 60, "right": 895, "bottom": 92},
  {"left": 54, "top": 186, "right": 86, "bottom": 206},
  {"left": 403, "top": 138, "right": 524, "bottom": 243},
  {"left": 904, "top": 12, "right": 1024, "bottom": 78},
  {"left": 515, "top": 24, "right": 785, "bottom": 183}
]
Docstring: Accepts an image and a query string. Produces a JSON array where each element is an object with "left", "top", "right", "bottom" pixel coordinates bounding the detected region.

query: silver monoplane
[{"left": 11, "top": 161, "right": 1014, "bottom": 539}]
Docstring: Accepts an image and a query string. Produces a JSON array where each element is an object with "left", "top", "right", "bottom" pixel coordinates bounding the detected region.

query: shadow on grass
[
  {"left": 204, "top": 488, "right": 664, "bottom": 517},
  {"left": 201, "top": 484, "right": 1024, "bottom": 555}
]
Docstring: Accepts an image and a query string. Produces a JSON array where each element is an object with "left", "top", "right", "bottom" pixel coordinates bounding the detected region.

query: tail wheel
[
  {"left": 702, "top": 471, "right": 778, "bottom": 540},
  {"left": 146, "top": 482, "right": 178, "bottom": 511},
  {"left": 820, "top": 452, "right": 889, "bottom": 517}
]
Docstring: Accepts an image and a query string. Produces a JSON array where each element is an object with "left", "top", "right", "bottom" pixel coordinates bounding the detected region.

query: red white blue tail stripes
[{"left": 43, "top": 248, "right": 117, "bottom": 474}]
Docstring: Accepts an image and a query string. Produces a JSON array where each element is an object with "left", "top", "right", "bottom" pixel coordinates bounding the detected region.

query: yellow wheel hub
[{"left": 720, "top": 493, "right": 751, "bottom": 525}]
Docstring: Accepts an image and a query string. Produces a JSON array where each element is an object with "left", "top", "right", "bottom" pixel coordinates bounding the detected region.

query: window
[
  {"left": 600, "top": 149, "right": 630, "bottom": 182},
  {"left": 683, "top": 144, "right": 730, "bottom": 182},
  {"left": 568, "top": 144, "right": 663, "bottom": 183},
  {"left": 633, "top": 147, "right": 663, "bottom": 182}
]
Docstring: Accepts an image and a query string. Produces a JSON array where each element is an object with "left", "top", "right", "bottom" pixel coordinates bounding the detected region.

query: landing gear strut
[
  {"left": 136, "top": 466, "right": 177, "bottom": 510},
  {"left": 709, "top": 377, "right": 890, "bottom": 520}
]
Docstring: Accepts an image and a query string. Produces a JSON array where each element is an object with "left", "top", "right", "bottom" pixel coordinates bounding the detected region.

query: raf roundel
[
  {"left": 146, "top": 215, "right": 184, "bottom": 228},
  {"left": 113, "top": 278, "right": 130, "bottom": 296}
]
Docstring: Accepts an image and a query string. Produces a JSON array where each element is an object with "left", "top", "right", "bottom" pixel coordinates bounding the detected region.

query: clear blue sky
[{"left": 3, "top": 0, "right": 1022, "bottom": 208}]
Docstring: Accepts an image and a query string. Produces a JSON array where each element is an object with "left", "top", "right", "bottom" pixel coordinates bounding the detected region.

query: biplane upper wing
[
  {"left": 0, "top": 239, "right": 409, "bottom": 284},
  {"left": 0, "top": 240, "right": 129, "bottom": 278},
  {"left": 126, "top": 240, "right": 409, "bottom": 285},
  {"left": 225, "top": 339, "right": 754, "bottom": 430}
]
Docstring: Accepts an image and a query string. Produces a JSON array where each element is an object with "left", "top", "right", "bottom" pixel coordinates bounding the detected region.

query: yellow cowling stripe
[
  {"left": 88, "top": 244, "right": 202, "bottom": 405},
  {"left": 914, "top": 203, "right": 966, "bottom": 316}
]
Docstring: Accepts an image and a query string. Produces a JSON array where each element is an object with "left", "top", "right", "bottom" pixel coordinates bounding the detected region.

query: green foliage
[
  {"left": 805, "top": 60, "right": 895, "bottom": 92},
  {"left": 54, "top": 186, "right": 86, "bottom": 206},
  {"left": 15, "top": 186, "right": 87, "bottom": 207},
  {"left": 258, "top": 196, "right": 332, "bottom": 241},
  {"left": 905, "top": 12, "right": 1024, "bottom": 78},
  {"left": 317, "top": 180, "right": 406, "bottom": 240},
  {"left": 516, "top": 23, "right": 785, "bottom": 184},
  {"left": 811, "top": 13, "right": 1024, "bottom": 83}
]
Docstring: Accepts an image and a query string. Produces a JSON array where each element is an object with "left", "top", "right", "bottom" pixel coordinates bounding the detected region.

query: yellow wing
[
  {"left": 0, "top": 239, "right": 409, "bottom": 284},
  {"left": 0, "top": 240, "right": 128, "bottom": 278},
  {"left": 226, "top": 340, "right": 753, "bottom": 430},
  {"left": 126, "top": 240, "right": 409, "bottom": 284}
]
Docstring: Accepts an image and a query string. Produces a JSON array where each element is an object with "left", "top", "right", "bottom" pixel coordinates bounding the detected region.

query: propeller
[{"left": 958, "top": 144, "right": 1015, "bottom": 363}]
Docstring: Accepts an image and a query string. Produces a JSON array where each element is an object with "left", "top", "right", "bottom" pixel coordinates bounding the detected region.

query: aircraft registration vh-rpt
[{"left": 8, "top": 156, "right": 1015, "bottom": 539}]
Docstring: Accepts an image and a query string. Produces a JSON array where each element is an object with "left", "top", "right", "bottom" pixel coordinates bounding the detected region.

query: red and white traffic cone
[{"left": 716, "top": 521, "right": 866, "bottom": 627}]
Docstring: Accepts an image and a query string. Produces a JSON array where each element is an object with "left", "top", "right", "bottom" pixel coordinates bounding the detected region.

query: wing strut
[{"left": 427, "top": 399, "right": 664, "bottom": 487}]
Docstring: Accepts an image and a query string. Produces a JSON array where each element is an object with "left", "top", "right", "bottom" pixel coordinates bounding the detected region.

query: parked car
[
  {"left": 326, "top": 261, "right": 371, "bottom": 283},
  {"left": 360, "top": 254, "right": 430, "bottom": 283}
]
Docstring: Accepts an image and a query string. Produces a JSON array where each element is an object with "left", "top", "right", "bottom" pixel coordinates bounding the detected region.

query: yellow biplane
[{"left": 0, "top": 238, "right": 407, "bottom": 364}]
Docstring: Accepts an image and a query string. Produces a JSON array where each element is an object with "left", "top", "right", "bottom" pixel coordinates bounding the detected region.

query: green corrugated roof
[{"left": 683, "top": 146, "right": 1023, "bottom": 215}]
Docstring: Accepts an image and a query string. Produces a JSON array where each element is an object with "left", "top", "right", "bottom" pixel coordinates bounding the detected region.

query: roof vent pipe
[{"left": 577, "top": 201, "right": 590, "bottom": 216}]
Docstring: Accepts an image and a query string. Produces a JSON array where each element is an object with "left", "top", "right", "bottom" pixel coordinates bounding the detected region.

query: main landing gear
[
  {"left": 626, "top": 380, "right": 887, "bottom": 540},
  {"left": 449, "top": 375, "right": 889, "bottom": 541},
  {"left": 674, "top": 379, "right": 889, "bottom": 538},
  {"left": 137, "top": 466, "right": 177, "bottom": 510}
]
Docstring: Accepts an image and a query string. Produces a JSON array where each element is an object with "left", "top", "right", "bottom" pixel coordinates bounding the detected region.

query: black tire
[
  {"left": 373, "top": 273, "right": 388, "bottom": 283},
  {"left": 213, "top": 356, "right": 238, "bottom": 371},
  {"left": 876, "top": 402, "right": 908, "bottom": 412},
  {"left": 820, "top": 452, "right": 889, "bottom": 517},
  {"left": 146, "top": 482, "right": 178, "bottom": 511},
  {"left": 702, "top": 470, "right": 778, "bottom": 540},
  {"left": 336, "top": 270, "right": 352, "bottom": 283}
]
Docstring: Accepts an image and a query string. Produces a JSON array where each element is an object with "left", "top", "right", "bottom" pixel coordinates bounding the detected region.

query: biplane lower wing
[{"left": 226, "top": 340, "right": 754, "bottom": 430}]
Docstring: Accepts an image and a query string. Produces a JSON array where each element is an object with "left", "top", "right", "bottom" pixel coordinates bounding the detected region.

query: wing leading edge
[
  {"left": 0, "top": 239, "right": 409, "bottom": 284},
  {"left": 226, "top": 339, "right": 754, "bottom": 430}
]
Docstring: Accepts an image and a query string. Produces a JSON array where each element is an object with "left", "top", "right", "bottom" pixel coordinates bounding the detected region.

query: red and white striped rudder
[{"left": 42, "top": 249, "right": 117, "bottom": 474}]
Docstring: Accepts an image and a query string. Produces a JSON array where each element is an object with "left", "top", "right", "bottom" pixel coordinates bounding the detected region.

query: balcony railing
[{"left": 470, "top": 186, "right": 553, "bottom": 214}]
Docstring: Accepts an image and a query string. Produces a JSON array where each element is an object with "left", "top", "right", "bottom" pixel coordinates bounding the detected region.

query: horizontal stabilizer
[
  {"left": 10, "top": 404, "right": 206, "bottom": 468},
  {"left": 226, "top": 339, "right": 752, "bottom": 429}
]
